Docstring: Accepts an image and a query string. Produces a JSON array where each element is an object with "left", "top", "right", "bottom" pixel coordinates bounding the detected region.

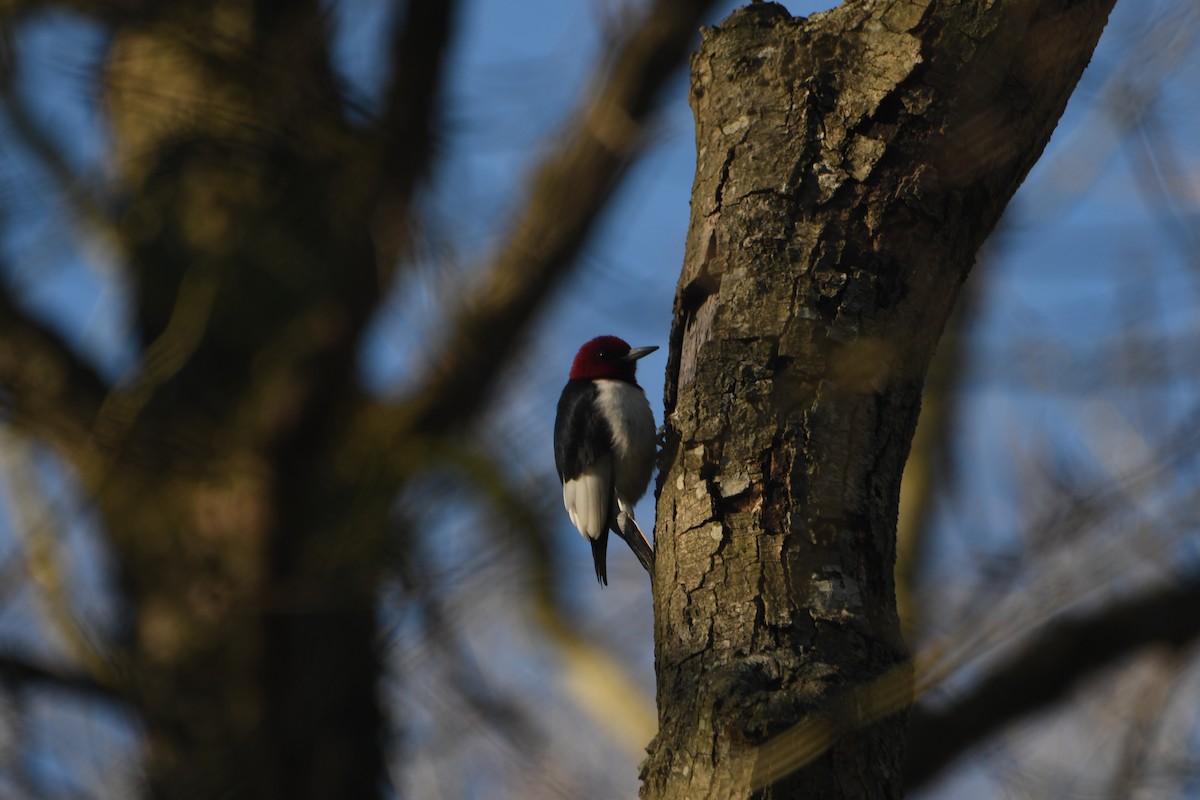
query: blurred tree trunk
[
  {"left": 81, "top": 0, "right": 709, "bottom": 797},
  {"left": 643, "top": 2, "right": 1115, "bottom": 798},
  {"left": 99, "top": 5, "right": 395, "bottom": 798}
]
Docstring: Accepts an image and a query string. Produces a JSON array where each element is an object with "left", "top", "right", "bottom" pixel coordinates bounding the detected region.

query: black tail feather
[{"left": 591, "top": 528, "right": 609, "bottom": 586}]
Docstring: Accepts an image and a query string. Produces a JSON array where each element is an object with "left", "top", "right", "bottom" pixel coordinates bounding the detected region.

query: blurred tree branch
[
  {"left": 0, "top": 292, "right": 108, "bottom": 465},
  {"left": 0, "top": 651, "right": 124, "bottom": 702},
  {"left": 1, "top": 0, "right": 717, "bottom": 796},
  {"left": 0, "top": 68, "right": 111, "bottom": 238},
  {"left": 441, "top": 443, "right": 658, "bottom": 752},
  {"left": 397, "top": 0, "right": 717, "bottom": 438},
  {"left": 906, "top": 576, "right": 1200, "bottom": 791},
  {"left": 1103, "top": 648, "right": 1184, "bottom": 800},
  {"left": 370, "top": 0, "right": 457, "bottom": 267}
]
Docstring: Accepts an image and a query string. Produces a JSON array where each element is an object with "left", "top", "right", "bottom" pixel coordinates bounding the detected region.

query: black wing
[{"left": 553, "top": 380, "right": 614, "bottom": 482}]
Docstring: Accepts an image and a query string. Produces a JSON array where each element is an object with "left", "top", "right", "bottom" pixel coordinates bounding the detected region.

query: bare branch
[
  {"left": 399, "top": 0, "right": 717, "bottom": 437},
  {"left": 1103, "top": 649, "right": 1184, "bottom": 800},
  {"left": 0, "top": 1, "right": 153, "bottom": 25},
  {"left": 371, "top": 0, "right": 458, "bottom": 265},
  {"left": 905, "top": 578, "right": 1200, "bottom": 791},
  {"left": 0, "top": 651, "right": 124, "bottom": 704},
  {"left": 396, "top": 442, "right": 657, "bottom": 753},
  {"left": 0, "top": 430, "right": 119, "bottom": 684},
  {"left": 0, "top": 71, "right": 113, "bottom": 244},
  {"left": 0, "top": 293, "right": 109, "bottom": 464}
]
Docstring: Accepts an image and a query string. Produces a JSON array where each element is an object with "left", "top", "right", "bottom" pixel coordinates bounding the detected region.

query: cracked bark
[{"left": 642, "top": 2, "right": 1116, "bottom": 798}]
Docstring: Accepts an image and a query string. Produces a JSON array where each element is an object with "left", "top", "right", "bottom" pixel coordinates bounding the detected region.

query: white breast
[{"left": 593, "top": 379, "right": 656, "bottom": 507}]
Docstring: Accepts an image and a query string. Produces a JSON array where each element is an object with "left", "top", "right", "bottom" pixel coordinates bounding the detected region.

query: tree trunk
[
  {"left": 100, "top": 6, "right": 388, "bottom": 797},
  {"left": 642, "top": 2, "right": 1116, "bottom": 797}
]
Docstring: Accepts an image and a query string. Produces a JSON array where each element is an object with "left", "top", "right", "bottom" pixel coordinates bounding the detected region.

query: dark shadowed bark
[{"left": 643, "top": 2, "right": 1116, "bottom": 797}]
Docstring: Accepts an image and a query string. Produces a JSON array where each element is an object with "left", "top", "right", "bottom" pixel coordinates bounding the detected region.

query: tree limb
[
  {"left": 905, "top": 578, "right": 1200, "bottom": 790},
  {"left": 0, "top": 68, "right": 112, "bottom": 243},
  {"left": 0, "top": 651, "right": 125, "bottom": 704},
  {"left": 397, "top": 0, "right": 717, "bottom": 438},
  {"left": 0, "top": 1, "right": 154, "bottom": 25},
  {"left": 0, "top": 293, "right": 108, "bottom": 464},
  {"left": 371, "top": 0, "right": 458, "bottom": 266}
]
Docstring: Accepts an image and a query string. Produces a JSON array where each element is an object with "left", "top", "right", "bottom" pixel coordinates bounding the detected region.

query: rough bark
[{"left": 643, "top": 2, "right": 1116, "bottom": 798}]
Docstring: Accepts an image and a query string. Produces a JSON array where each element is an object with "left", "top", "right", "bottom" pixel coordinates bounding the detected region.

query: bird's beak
[{"left": 621, "top": 346, "right": 659, "bottom": 362}]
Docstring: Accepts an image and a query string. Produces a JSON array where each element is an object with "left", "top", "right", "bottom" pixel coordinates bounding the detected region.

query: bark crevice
[{"left": 645, "top": 1, "right": 1116, "bottom": 797}]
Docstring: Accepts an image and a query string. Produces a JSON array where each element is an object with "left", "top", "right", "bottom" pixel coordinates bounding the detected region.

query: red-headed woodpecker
[{"left": 554, "top": 335, "right": 658, "bottom": 585}]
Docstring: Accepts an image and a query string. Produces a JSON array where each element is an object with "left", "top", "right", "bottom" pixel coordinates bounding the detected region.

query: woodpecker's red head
[{"left": 568, "top": 335, "right": 658, "bottom": 384}]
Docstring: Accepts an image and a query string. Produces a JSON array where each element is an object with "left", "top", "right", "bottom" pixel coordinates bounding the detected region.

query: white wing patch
[{"left": 562, "top": 454, "right": 612, "bottom": 542}]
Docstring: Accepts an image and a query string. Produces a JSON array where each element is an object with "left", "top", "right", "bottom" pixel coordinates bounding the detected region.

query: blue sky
[{"left": 1, "top": 0, "right": 1198, "bottom": 796}]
